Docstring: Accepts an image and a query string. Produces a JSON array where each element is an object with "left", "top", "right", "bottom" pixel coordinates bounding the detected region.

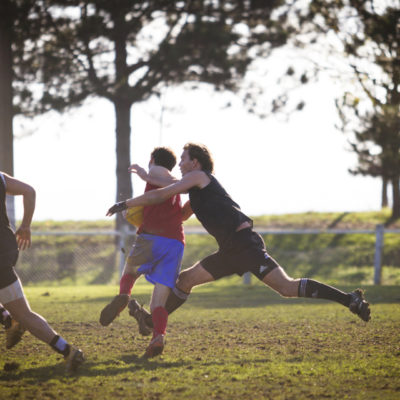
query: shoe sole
[
  {"left": 143, "top": 344, "right": 164, "bottom": 359},
  {"left": 128, "top": 300, "right": 153, "bottom": 336},
  {"left": 100, "top": 296, "right": 129, "bottom": 326},
  {"left": 350, "top": 290, "right": 371, "bottom": 322}
]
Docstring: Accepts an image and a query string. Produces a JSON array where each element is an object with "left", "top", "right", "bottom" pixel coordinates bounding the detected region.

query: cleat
[
  {"left": 349, "top": 289, "right": 371, "bottom": 322},
  {"left": 64, "top": 346, "right": 85, "bottom": 373},
  {"left": 128, "top": 299, "right": 152, "bottom": 336},
  {"left": 100, "top": 294, "right": 129, "bottom": 326},
  {"left": 143, "top": 334, "right": 165, "bottom": 359},
  {"left": 6, "top": 319, "right": 25, "bottom": 349}
]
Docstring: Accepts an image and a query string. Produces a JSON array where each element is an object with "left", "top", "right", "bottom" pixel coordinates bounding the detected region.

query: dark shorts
[
  {"left": 201, "top": 228, "right": 279, "bottom": 281},
  {"left": 0, "top": 249, "right": 19, "bottom": 289}
]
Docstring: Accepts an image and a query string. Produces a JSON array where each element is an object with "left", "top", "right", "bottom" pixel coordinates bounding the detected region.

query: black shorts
[
  {"left": 201, "top": 228, "right": 279, "bottom": 281},
  {"left": 0, "top": 249, "right": 19, "bottom": 289}
]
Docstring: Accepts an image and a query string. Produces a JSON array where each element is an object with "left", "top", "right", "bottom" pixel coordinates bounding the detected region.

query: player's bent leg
[
  {"left": 262, "top": 266, "right": 300, "bottom": 297},
  {"left": 5, "top": 296, "right": 57, "bottom": 344},
  {"left": 176, "top": 262, "right": 215, "bottom": 293},
  {"left": 165, "top": 262, "right": 214, "bottom": 315},
  {"left": 0, "top": 283, "right": 26, "bottom": 349}
]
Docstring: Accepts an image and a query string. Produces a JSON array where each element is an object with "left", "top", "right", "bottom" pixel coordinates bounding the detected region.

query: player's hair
[
  {"left": 183, "top": 143, "right": 214, "bottom": 173},
  {"left": 151, "top": 147, "right": 177, "bottom": 171}
]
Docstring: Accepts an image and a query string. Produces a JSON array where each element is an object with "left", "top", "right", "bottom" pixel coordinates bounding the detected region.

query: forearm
[
  {"left": 146, "top": 174, "right": 178, "bottom": 188},
  {"left": 20, "top": 187, "right": 36, "bottom": 228},
  {"left": 126, "top": 189, "right": 166, "bottom": 208}
]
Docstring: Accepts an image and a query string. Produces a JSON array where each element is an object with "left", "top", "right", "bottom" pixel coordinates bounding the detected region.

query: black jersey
[
  {"left": 188, "top": 173, "right": 252, "bottom": 248},
  {"left": 0, "top": 173, "right": 17, "bottom": 255}
]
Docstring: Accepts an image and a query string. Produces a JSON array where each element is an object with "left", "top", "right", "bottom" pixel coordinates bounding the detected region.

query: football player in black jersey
[{"left": 108, "top": 143, "right": 371, "bottom": 326}]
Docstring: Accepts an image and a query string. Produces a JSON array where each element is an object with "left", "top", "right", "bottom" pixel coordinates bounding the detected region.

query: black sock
[
  {"left": 298, "top": 278, "right": 350, "bottom": 307},
  {"left": 165, "top": 287, "right": 190, "bottom": 315}
]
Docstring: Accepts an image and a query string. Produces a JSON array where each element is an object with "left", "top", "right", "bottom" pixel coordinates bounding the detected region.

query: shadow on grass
[{"left": 0, "top": 354, "right": 273, "bottom": 383}]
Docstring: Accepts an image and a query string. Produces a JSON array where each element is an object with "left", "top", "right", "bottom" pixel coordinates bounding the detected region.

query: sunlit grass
[{"left": 1, "top": 283, "right": 399, "bottom": 399}]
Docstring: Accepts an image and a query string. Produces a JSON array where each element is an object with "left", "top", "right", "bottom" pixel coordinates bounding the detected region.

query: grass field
[{"left": 1, "top": 279, "right": 400, "bottom": 399}]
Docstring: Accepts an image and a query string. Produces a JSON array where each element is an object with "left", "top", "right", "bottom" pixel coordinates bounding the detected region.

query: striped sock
[
  {"left": 165, "top": 287, "right": 190, "bottom": 315},
  {"left": 298, "top": 278, "right": 350, "bottom": 307},
  {"left": 119, "top": 274, "right": 136, "bottom": 295}
]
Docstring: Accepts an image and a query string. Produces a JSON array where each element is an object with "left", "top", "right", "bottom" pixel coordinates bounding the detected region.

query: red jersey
[{"left": 137, "top": 183, "right": 185, "bottom": 244}]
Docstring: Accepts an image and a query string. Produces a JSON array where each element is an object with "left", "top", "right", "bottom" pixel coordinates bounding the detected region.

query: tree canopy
[
  {"left": 3, "top": 0, "right": 293, "bottom": 228},
  {"left": 295, "top": 0, "right": 400, "bottom": 219}
]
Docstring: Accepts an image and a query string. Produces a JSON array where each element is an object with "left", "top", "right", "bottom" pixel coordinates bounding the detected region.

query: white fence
[{"left": 26, "top": 224, "right": 399, "bottom": 285}]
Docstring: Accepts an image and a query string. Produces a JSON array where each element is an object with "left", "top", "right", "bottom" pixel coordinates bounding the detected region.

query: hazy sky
[{"left": 12, "top": 74, "right": 381, "bottom": 222}]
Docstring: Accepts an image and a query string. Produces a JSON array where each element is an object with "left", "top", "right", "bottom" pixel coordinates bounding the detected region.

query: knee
[
  {"left": 276, "top": 279, "right": 299, "bottom": 298},
  {"left": 176, "top": 270, "right": 193, "bottom": 293}
]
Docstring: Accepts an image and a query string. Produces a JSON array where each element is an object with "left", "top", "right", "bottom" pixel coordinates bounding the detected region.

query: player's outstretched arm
[
  {"left": 3, "top": 173, "right": 36, "bottom": 250},
  {"left": 129, "top": 164, "right": 179, "bottom": 187},
  {"left": 107, "top": 171, "right": 205, "bottom": 216}
]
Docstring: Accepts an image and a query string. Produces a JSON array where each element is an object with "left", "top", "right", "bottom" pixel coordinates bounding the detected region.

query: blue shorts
[{"left": 128, "top": 234, "right": 184, "bottom": 288}]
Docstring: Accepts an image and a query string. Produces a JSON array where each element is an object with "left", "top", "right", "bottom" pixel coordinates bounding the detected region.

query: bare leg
[
  {"left": 262, "top": 266, "right": 300, "bottom": 297},
  {"left": 150, "top": 283, "right": 171, "bottom": 312},
  {"left": 165, "top": 262, "right": 214, "bottom": 315},
  {"left": 176, "top": 262, "right": 215, "bottom": 293},
  {"left": 5, "top": 296, "right": 57, "bottom": 344}
]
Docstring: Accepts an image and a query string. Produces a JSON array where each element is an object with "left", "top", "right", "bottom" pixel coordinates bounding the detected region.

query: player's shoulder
[
  {"left": 182, "top": 170, "right": 210, "bottom": 188},
  {"left": 149, "top": 165, "right": 173, "bottom": 178}
]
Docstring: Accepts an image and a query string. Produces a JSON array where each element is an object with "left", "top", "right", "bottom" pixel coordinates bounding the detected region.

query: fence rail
[{"left": 24, "top": 224, "right": 400, "bottom": 285}]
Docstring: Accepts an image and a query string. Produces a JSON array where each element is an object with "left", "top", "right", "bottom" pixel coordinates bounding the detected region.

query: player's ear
[{"left": 192, "top": 158, "right": 201, "bottom": 169}]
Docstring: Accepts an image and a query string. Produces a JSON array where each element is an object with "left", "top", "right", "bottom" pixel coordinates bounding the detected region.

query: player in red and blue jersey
[{"left": 100, "top": 147, "right": 192, "bottom": 357}]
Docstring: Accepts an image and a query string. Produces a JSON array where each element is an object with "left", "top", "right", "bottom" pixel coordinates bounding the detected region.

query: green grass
[{"left": 1, "top": 280, "right": 400, "bottom": 399}]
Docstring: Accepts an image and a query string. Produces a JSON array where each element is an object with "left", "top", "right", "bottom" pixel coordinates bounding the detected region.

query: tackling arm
[
  {"left": 4, "top": 173, "right": 36, "bottom": 250},
  {"left": 107, "top": 171, "right": 205, "bottom": 216}
]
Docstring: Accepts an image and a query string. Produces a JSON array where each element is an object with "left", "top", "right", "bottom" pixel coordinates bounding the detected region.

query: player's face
[{"left": 179, "top": 150, "right": 195, "bottom": 176}]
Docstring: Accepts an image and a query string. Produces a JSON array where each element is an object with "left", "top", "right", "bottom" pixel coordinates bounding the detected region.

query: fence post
[
  {"left": 118, "top": 225, "right": 129, "bottom": 278},
  {"left": 243, "top": 271, "right": 251, "bottom": 284},
  {"left": 374, "top": 224, "right": 384, "bottom": 285}
]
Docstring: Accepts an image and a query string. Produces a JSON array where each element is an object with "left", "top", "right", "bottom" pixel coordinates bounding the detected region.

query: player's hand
[
  {"left": 106, "top": 201, "right": 128, "bottom": 216},
  {"left": 15, "top": 226, "right": 32, "bottom": 250},
  {"left": 129, "top": 164, "right": 148, "bottom": 181}
]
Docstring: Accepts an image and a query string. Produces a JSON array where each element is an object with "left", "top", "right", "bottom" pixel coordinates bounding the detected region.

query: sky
[{"left": 12, "top": 73, "right": 381, "bottom": 222}]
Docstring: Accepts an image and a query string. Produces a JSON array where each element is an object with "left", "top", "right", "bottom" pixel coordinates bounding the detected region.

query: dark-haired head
[
  {"left": 151, "top": 147, "right": 177, "bottom": 171},
  {"left": 183, "top": 143, "right": 214, "bottom": 173}
]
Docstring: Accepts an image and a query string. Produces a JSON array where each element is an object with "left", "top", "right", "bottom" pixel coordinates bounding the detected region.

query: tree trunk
[
  {"left": 381, "top": 177, "right": 389, "bottom": 208},
  {"left": 114, "top": 99, "right": 133, "bottom": 232},
  {"left": 0, "top": 1, "right": 16, "bottom": 227},
  {"left": 391, "top": 177, "right": 400, "bottom": 220}
]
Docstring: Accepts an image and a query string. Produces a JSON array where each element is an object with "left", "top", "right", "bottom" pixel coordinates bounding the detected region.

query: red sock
[
  {"left": 152, "top": 306, "right": 168, "bottom": 337},
  {"left": 119, "top": 274, "right": 136, "bottom": 295}
]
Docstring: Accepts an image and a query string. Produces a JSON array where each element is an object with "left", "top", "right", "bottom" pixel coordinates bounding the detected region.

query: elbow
[{"left": 25, "top": 185, "right": 36, "bottom": 200}]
